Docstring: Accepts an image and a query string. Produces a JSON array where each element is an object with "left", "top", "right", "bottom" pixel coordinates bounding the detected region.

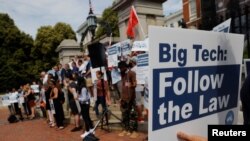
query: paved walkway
[{"left": 0, "top": 107, "right": 147, "bottom": 141}]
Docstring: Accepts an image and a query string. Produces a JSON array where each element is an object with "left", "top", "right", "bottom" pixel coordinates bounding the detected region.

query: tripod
[
  {"left": 93, "top": 67, "right": 123, "bottom": 132},
  {"left": 99, "top": 105, "right": 122, "bottom": 131}
]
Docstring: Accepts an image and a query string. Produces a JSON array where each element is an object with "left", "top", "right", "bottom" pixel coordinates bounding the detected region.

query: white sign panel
[
  {"left": 120, "top": 40, "right": 131, "bottom": 57},
  {"left": 213, "top": 18, "right": 231, "bottom": 33},
  {"left": 132, "top": 40, "right": 148, "bottom": 52},
  {"left": 108, "top": 43, "right": 119, "bottom": 67},
  {"left": 111, "top": 68, "right": 121, "bottom": 84},
  {"left": 148, "top": 26, "right": 244, "bottom": 141},
  {"left": 136, "top": 53, "right": 149, "bottom": 84}
]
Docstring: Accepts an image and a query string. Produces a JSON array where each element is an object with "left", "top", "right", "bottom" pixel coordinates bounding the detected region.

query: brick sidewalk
[{"left": 0, "top": 107, "right": 147, "bottom": 141}]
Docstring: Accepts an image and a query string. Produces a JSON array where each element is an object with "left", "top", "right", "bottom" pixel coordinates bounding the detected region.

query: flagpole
[{"left": 132, "top": 5, "right": 146, "bottom": 39}]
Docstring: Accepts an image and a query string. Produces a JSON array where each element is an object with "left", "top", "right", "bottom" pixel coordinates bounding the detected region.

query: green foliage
[
  {"left": 0, "top": 13, "right": 76, "bottom": 92},
  {"left": 33, "top": 22, "right": 76, "bottom": 70},
  {"left": 0, "top": 13, "right": 35, "bottom": 92},
  {"left": 96, "top": 7, "right": 119, "bottom": 38}
]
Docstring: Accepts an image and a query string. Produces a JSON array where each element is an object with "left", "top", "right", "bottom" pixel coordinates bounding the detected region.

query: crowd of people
[{"left": 3, "top": 52, "right": 147, "bottom": 139}]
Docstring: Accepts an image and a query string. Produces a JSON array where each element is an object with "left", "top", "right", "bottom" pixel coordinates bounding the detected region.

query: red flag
[{"left": 127, "top": 6, "right": 139, "bottom": 39}]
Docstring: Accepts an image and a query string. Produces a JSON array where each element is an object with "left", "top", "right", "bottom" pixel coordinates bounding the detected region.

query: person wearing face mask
[{"left": 117, "top": 61, "right": 138, "bottom": 138}]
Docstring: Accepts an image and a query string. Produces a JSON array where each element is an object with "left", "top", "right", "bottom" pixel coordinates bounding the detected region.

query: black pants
[
  {"left": 121, "top": 100, "right": 138, "bottom": 132},
  {"left": 22, "top": 103, "right": 29, "bottom": 115},
  {"left": 95, "top": 96, "right": 106, "bottom": 116},
  {"left": 113, "top": 83, "right": 121, "bottom": 99},
  {"left": 80, "top": 102, "right": 93, "bottom": 131},
  {"left": 53, "top": 100, "right": 64, "bottom": 127},
  {"left": 242, "top": 104, "right": 250, "bottom": 125},
  {"left": 13, "top": 103, "right": 23, "bottom": 119}
]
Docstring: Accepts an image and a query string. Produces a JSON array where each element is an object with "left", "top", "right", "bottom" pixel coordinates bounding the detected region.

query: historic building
[{"left": 55, "top": 39, "right": 82, "bottom": 65}]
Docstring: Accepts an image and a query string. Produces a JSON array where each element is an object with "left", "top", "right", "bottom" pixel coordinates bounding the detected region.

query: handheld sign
[
  {"left": 108, "top": 43, "right": 119, "bottom": 67},
  {"left": 132, "top": 40, "right": 148, "bottom": 52},
  {"left": 136, "top": 53, "right": 149, "bottom": 84},
  {"left": 213, "top": 18, "right": 231, "bottom": 33},
  {"left": 148, "top": 26, "right": 244, "bottom": 141}
]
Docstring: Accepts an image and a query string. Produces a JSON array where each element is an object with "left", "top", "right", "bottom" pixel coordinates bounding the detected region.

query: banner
[
  {"left": 148, "top": 26, "right": 244, "bottom": 141},
  {"left": 213, "top": 18, "right": 231, "bottom": 33}
]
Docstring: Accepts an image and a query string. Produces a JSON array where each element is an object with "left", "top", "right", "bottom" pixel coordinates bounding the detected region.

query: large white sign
[{"left": 148, "top": 26, "right": 244, "bottom": 141}]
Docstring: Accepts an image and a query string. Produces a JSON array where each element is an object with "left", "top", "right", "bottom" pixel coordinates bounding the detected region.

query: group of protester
[{"left": 3, "top": 51, "right": 147, "bottom": 139}]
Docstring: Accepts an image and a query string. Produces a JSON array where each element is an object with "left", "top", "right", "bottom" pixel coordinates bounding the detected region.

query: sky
[{"left": 0, "top": 0, "right": 182, "bottom": 40}]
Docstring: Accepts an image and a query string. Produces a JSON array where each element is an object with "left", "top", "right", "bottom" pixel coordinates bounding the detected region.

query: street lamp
[{"left": 87, "top": 0, "right": 97, "bottom": 40}]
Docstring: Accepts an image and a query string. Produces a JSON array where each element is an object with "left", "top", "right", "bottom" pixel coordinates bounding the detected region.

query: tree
[
  {"left": 0, "top": 13, "right": 34, "bottom": 92},
  {"left": 33, "top": 22, "right": 76, "bottom": 70},
  {"left": 95, "top": 7, "right": 119, "bottom": 38}
]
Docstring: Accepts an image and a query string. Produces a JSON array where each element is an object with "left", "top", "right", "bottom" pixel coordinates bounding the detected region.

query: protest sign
[
  {"left": 108, "top": 44, "right": 119, "bottom": 67},
  {"left": 148, "top": 26, "right": 244, "bottom": 141},
  {"left": 213, "top": 18, "right": 231, "bottom": 33},
  {"left": 132, "top": 40, "right": 148, "bottom": 52}
]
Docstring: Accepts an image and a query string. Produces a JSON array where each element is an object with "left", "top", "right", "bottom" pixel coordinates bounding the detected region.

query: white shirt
[
  {"left": 31, "top": 84, "right": 40, "bottom": 93},
  {"left": 78, "top": 87, "right": 90, "bottom": 102}
]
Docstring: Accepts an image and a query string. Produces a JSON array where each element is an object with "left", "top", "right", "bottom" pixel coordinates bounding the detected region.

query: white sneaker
[
  {"left": 89, "top": 128, "right": 95, "bottom": 134},
  {"left": 80, "top": 131, "right": 90, "bottom": 138}
]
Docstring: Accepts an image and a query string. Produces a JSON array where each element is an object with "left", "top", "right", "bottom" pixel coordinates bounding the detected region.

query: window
[{"left": 189, "top": 0, "right": 197, "bottom": 20}]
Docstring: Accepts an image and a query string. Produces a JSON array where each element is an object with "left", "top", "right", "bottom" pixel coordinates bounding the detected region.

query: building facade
[
  {"left": 55, "top": 39, "right": 82, "bottom": 65},
  {"left": 112, "top": 0, "right": 166, "bottom": 41},
  {"left": 164, "top": 10, "right": 183, "bottom": 28},
  {"left": 182, "top": 0, "right": 201, "bottom": 28}
]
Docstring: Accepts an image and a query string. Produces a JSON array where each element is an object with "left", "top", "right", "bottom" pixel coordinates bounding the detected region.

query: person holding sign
[
  {"left": 177, "top": 131, "right": 207, "bottom": 141},
  {"left": 118, "top": 61, "right": 138, "bottom": 138}
]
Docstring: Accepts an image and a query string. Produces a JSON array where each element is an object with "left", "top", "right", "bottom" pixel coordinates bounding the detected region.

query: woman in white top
[{"left": 78, "top": 77, "right": 94, "bottom": 138}]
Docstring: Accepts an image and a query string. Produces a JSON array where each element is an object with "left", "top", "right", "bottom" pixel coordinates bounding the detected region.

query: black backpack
[
  {"left": 8, "top": 115, "right": 18, "bottom": 123},
  {"left": 83, "top": 133, "right": 99, "bottom": 141}
]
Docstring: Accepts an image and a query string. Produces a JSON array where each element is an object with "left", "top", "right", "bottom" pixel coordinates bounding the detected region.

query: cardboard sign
[{"left": 148, "top": 26, "right": 244, "bottom": 141}]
